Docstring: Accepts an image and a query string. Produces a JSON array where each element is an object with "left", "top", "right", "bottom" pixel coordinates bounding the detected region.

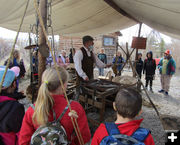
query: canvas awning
[{"left": 0, "top": 0, "right": 179, "bottom": 38}]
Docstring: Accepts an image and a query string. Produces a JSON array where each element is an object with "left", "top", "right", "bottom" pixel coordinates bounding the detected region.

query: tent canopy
[{"left": 0, "top": 0, "right": 179, "bottom": 38}]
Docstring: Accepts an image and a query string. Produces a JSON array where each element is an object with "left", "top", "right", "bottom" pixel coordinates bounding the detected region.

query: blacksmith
[{"left": 74, "top": 35, "right": 111, "bottom": 83}]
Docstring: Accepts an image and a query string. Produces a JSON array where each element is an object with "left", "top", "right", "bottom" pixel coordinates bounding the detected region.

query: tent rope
[
  {"left": 0, "top": 0, "right": 30, "bottom": 93},
  {"left": 33, "top": 0, "right": 84, "bottom": 144}
]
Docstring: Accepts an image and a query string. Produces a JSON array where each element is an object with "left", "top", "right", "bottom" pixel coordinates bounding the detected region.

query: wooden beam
[
  {"left": 104, "top": 0, "right": 140, "bottom": 23},
  {"left": 38, "top": 0, "right": 47, "bottom": 86}
]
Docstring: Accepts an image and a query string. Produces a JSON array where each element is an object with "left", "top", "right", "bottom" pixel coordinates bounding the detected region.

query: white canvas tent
[{"left": 0, "top": 0, "right": 179, "bottom": 38}]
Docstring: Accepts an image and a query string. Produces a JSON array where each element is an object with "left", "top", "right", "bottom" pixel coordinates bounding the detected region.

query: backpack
[
  {"left": 30, "top": 102, "right": 72, "bottom": 145},
  {"left": 100, "top": 123, "right": 150, "bottom": 145}
]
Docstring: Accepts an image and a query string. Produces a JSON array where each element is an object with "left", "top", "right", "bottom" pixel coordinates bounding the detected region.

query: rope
[
  {"left": 33, "top": 0, "right": 84, "bottom": 144},
  {"left": 0, "top": 0, "right": 30, "bottom": 93}
]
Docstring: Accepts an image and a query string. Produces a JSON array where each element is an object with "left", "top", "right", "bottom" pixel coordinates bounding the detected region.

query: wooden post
[
  {"left": 133, "top": 23, "right": 142, "bottom": 77},
  {"left": 38, "top": 0, "right": 47, "bottom": 86}
]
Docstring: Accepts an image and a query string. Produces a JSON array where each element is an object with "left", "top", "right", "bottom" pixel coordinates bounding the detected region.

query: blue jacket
[
  {"left": 158, "top": 57, "right": 176, "bottom": 75},
  {"left": 112, "top": 56, "right": 125, "bottom": 71},
  {"left": 98, "top": 53, "right": 107, "bottom": 64}
]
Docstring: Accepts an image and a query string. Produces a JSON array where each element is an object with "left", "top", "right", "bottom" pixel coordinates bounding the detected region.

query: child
[
  {"left": 0, "top": 68, "right": 25, "bottom": 145},
  {"left": 91, "top": 88, "right": 155, "bottom": 145},
  {"left": 143, "top": 51, "right": 156, "bottom": 92},
  {"left": 135, "top": 53, "right": 144, "bottom": 79},
  {"left": 98, "top": 48, "right": 107, "bottom": 76},
  {"left": 19, "top": 66, "right": 91, "bottom": 145}
]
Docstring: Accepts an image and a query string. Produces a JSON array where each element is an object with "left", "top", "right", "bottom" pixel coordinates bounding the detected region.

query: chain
[
  {"left": 47, "top": 0, "right": 56, "bottom": 56},
  {"left": 47, "top": 0, "right": 52, "bottom": 27}
]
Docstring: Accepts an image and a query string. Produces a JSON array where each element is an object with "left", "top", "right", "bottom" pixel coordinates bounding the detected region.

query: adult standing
[
  {"left": 4, "top": 50, "right": 26, "bottom": 79},
  {"left": 158, "top": 50, "right": 176, "bottom": 95},
  {"left": 98, "top": 48, "right": 107, "bottom": 76},
  {"left": 74, "top": 35, "right": 111, "bottom": 83},
  {"left": 69, "top": 48, "right": 76, "bottom": 63},
  {"left": 58, "top": 50, "right": 69, "bottom": 68},
  {"left": 112, "top": 51, "right": 125, "bottom": 76}
]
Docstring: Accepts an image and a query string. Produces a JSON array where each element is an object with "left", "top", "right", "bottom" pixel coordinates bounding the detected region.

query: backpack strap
[
  {"left": 56, "top": 100, "right": 72, "bottom": 122},
  {"left": 104, "top": 123, "right": 139, "bottom": 144},
  {"left": 105, "top": 123, "right": 120, "bottom": 136},
  {"left": 131, "top": 127, "right": 150, "bottom": 142},
  {"left": 30, "top": 104, "right": 35, "bottom": 110}
]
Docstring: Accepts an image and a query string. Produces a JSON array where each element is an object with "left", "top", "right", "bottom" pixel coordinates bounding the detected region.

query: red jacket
[
  {"left": 91, "top": 119, "right": 155, "bottom": 145},
  {"left": 19, "top": 95, "right": 91, "bottom": 145}
]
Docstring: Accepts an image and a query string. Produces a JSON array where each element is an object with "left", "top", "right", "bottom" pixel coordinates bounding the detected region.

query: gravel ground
[{"left": 18, "top": 67, "right": 180, "bottom": 145}]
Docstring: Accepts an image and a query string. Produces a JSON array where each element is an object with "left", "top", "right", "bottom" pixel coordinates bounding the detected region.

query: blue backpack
[{"left": 100, "top": 123, "right": 150, "bottom": 145}]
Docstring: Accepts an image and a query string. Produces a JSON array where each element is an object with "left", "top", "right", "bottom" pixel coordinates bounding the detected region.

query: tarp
[{"left": 0, "top": 0, "right": 179, "bottom": 38}]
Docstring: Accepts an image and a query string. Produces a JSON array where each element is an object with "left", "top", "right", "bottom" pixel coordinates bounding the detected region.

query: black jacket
[
  {"left": 0, "top": 93, "right": 25, "bottom": 133},
  {"left": 135, "top": 58, "right": 143, "bottom": 76},
  {"left": 143, "top": 58, "right": 156, "bottom": 76}
]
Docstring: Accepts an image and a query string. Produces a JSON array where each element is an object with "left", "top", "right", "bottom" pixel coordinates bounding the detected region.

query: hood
[{"left": 146, "top": 51, "right": 153, "bottom": 59}]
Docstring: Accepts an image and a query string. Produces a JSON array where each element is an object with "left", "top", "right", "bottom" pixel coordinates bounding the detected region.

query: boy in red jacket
[{"left": 91, "top": 88, "right": 155, "bottom": 145}]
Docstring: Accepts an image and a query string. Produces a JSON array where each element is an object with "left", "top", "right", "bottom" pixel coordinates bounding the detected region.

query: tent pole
[
  {"left": 38, "top": 0, "right": 47, "bottom": 86},
  {"left": 133, "top": 22, "right": 142, "bottom": 77}
]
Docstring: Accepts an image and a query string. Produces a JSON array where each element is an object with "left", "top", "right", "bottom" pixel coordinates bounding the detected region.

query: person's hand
[
  {"left": 84, "top": 77, "right": 89, "bottom": 81},
  {"left": 106, "top": 63, "right": 112, "bottom": 68},
  {"left": 68, "top": 110, "right": 78, "bottom": 119},
  {"left": 20, "top": 91, "right": 24, "bottom": 94}
]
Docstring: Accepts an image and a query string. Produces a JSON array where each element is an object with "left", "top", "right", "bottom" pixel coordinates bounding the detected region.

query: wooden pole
[
  {"left": 38, "top": 0, "right": 47, "bottom": 86},
  {"left": 133, "top": 23, "right": 142, "bottom": 77}
]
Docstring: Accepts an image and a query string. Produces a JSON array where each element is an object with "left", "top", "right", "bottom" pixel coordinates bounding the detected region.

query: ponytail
[
  {"left": 32, "top": 82, "right": 54, "bottom": 125},
  {"left": 32, "top": 66, "right": 68, "bottom": 125}
]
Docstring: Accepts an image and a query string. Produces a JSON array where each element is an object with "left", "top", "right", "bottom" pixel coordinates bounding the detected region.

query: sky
[
  {"left": 118, "top": 24, "right": 172, "bottom": 45},
  {"left": 0, "top": 24, "right": 172, "bottom": 44}
]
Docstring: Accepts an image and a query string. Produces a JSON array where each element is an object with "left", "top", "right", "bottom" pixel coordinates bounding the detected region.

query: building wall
[{"left": 59, "top": 33, "right": 119, "bottom": 63}]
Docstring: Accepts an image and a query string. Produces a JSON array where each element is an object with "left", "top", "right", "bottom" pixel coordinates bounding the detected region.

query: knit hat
[
  {"left": 10, "top": 66, "right": 20, "bottom": 77},
  {"left": 0, "top": 68, "right": 15, "bottom": 88}
]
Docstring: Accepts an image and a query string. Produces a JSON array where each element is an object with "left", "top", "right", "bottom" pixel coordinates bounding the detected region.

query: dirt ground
[{"left": 18, "top": 67, "right": 180, "bottom": 145}]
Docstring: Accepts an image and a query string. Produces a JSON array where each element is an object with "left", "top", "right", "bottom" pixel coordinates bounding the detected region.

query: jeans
[{"left": 99, "top": 68, "right": 104, "bottom": 76}]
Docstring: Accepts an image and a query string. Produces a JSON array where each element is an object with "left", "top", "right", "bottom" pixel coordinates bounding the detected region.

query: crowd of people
[
  {"left": 134, "top": 50, "right": 176, "bottom": 95},
  {"left": 0, "top": 65, "right": 155, "bottom": 145},
  {"left": 0, "top": 35, "right": 176, "bottom": 145}
]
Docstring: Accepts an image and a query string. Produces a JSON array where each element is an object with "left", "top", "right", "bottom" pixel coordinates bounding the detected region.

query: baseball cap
[
  {"left": 165, "top": 49, "right": 171, "bottom": 55},
  {"left": 0, "top": 68, "right": 15, "bottom": 88}
]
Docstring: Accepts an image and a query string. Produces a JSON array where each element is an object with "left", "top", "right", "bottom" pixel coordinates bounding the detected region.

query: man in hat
[
  {"left": 158, "top": 50, "right": 176, "bottom": 95},
  {"left": 74, "top": 35, "right": 111, "bottom": 82}
]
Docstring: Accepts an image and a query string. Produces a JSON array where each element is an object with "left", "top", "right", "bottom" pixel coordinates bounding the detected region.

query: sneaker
[
  {"left": 158, "top": 89, "right": 164, "bottom": 93},
  {"left": 150, "top": 88, "right": 153, "bottom": 93},
  {"left": 165, "top": 91, "right": 168, "bottom": 95}
]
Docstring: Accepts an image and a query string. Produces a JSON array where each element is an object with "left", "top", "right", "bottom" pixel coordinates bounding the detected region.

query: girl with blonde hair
[{"left": 19, "top": 66, "right": 91, "bottom": 145}]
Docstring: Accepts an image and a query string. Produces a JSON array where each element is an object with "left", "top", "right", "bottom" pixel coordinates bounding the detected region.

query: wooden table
[{"left": 79, "top": 79, "right": 120, "bottom": 126}]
